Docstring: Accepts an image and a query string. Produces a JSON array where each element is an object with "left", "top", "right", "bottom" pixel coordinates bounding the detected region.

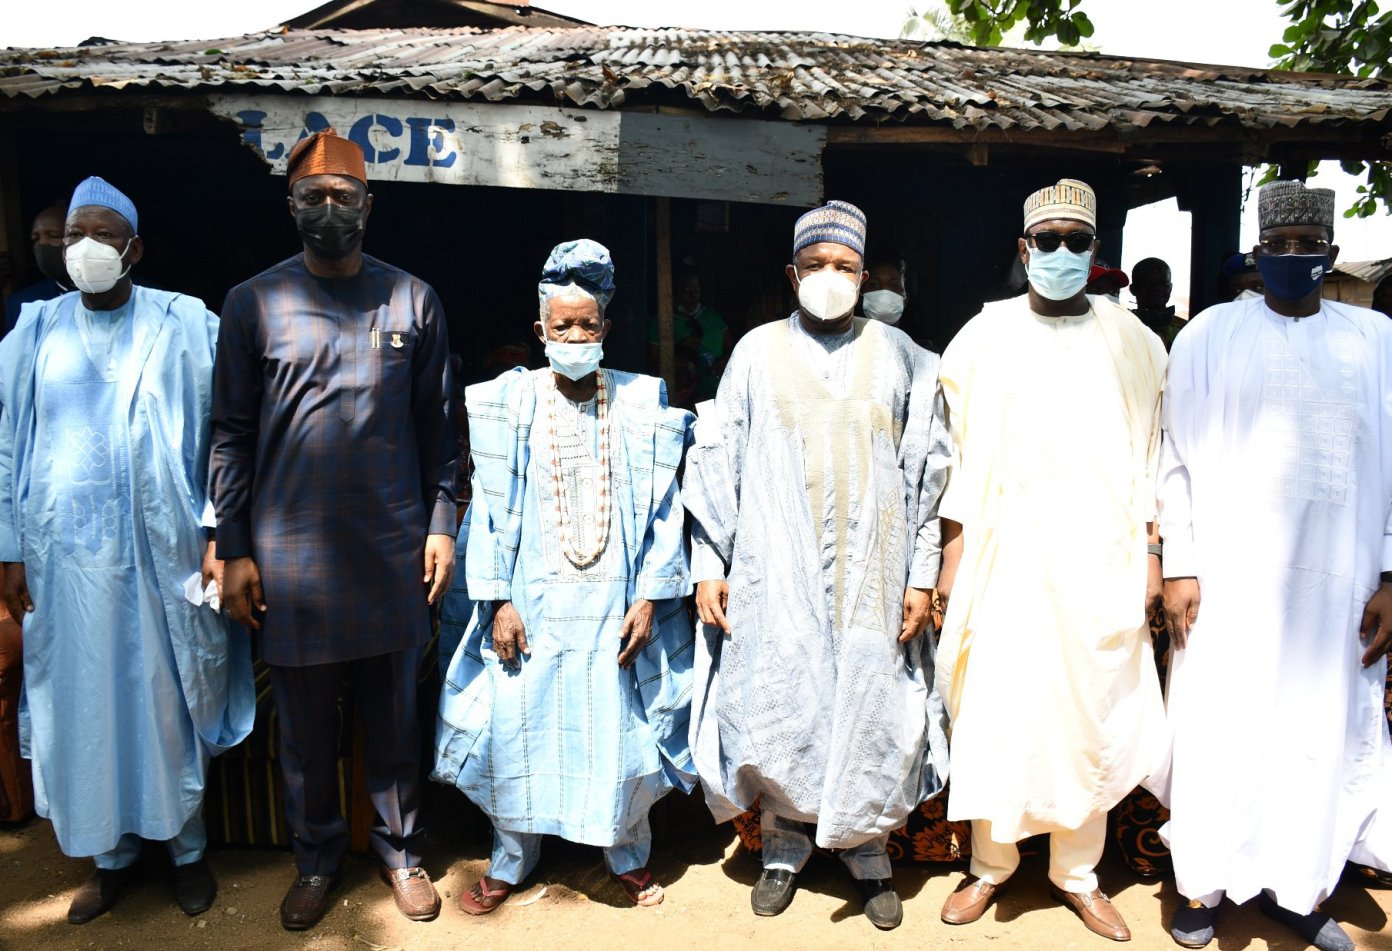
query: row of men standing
[
  {"left": 439, "top": 176, "right": 1392, "bottom": 948},
  {"left": 0, "top": 132, "right": 457, "bottom": 927},
  {"left": 0, "top": 126, "right": 1389, "bottom": 951}
]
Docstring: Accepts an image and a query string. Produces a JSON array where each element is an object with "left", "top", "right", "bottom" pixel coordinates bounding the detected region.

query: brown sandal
[
  {"left": 458, "top": 876, "right": 512, "bottom": 915},
  {"left": 614, "top": 868, "right": 665, "bottom": 907}
]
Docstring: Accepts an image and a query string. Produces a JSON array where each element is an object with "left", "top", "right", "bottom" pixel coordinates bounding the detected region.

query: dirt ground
[{"left": 4, "top": 789, "right": 1391, "bottom": 951}]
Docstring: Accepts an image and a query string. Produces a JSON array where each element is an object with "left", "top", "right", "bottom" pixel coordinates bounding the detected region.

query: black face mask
[
  {"left": 295, "top": 203, "right": 365, "bottom": 261},
  {"left": 33, "top": 242, "right": 70, "bottom": 286}
]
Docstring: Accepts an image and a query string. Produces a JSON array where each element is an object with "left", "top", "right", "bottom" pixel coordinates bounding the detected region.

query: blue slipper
[{"left": 1170, "top": 900, "right": 1218, "bottom": 948}]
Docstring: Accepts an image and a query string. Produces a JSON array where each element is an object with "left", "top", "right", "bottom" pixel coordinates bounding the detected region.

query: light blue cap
[{"left": 68, "top": 176, "right": 138, "bottom": 233}]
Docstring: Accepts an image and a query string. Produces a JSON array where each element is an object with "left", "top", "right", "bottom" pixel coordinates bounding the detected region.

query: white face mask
[
  {"left": 1025, "top": 246, "right": 1092, "bottom": 302},
  {"left": 64, "top": 236, "right": 132, "bottom": 294},
  {"left": 540, "top": 326, "right": 604, "bottom": 381},
  {"left": 861, "top": 289, "right": 905, "bottom": 324},
  {"left": 796, "top": 269, "right": 860, "bottom": 322}
]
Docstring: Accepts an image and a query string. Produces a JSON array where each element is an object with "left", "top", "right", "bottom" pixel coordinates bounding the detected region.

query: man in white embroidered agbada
[
  {"left": 1155, "top": 180, "right": 1392, "bottom": 951},
  {"left": 935, "top": 179, "right": 1168, "bottom": 942},
  {"left": 685, "top": 201, "right": 950, "bottom": 931}
]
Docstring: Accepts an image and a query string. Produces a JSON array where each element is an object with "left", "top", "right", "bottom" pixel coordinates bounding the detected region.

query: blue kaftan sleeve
[
  {"left": 0, "top": 298, "right": 53, "bottom": 563},
  {"left": 411, "top": 285, "right": 459, "bottom": 537},
  {"left": 683, "top": 332, "right": 752, "bottom": 570},
  {"left": 908, "top": 384, "right": 950, "bottom": 590},
  {"left": 0, "top": 341, "right": 19, "bottom": 564},
  {"left": 463, "top": 369, "right": 532, "bottom": 602},
  {"left": 634, "top": 403, "right": 694, "bottom": 602}
]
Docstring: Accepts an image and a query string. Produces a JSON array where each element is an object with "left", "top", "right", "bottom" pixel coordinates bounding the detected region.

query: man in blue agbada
[
  {"left": 434, "top": 239, "right": 695, "bottom": 914},
  {"left": 0, "top": 177, "right": 254, "bottom": 924}
]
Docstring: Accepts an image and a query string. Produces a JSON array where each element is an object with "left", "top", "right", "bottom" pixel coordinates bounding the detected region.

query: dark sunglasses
[{"left": 1025, "top": 231, "right": 1096, "bottom": 253}]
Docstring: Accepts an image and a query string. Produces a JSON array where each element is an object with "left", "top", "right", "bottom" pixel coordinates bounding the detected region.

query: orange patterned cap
[{"left": 286, "top": 128, "right": 367, "bottom": 189}]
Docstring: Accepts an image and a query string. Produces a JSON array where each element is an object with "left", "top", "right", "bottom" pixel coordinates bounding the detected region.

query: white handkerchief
[{"left": 182, "top": 572, "right": 222, "bottom": 613}]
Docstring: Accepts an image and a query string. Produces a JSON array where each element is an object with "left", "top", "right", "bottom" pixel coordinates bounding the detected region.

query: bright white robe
[
  {"left": 936, "top": 295, "right": 1168, "bottom": 841},
  {"left": 1153, "top": 298, "right": 1392, "bottom": 912}
]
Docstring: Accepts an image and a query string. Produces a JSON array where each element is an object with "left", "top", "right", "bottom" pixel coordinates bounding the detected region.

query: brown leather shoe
[
  {"left": 68, "top": 866, "right": 136, "bottom": 924},
  {"left": 380, "top": 865, "right": 441, "bottom": 922},
  {"left": 1050, "top": 885, "right": 1131, "bottom": 941},
  {"left": 941, "top": 875, "right": 1002, "bottom": 925},
  {"left": 279, "top": 872, "right": 340, "bottom": 931}
]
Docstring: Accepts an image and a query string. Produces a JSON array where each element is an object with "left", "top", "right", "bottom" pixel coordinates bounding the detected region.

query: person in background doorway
[
  {"left": 1218, "top": 252, "right": 1263, "bottom": 301},
  {"left": 3, "top": 202, "right": 71, "bottom": 337},
  {"left": 1131, "top": 257, "right": 1186, "bottom": 350},
  {"left": 861, "top": 251, "right": 908, "bottom": 325},
  {"left": 1086, "top": 260, "right": 1129, "bottom": 304},
  {"left": 647, "top": 269, "right": 731, "bottom": 405}
]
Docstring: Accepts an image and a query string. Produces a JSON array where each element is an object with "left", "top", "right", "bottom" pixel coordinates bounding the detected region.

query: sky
[{"left": 5, "top": 0, "right": 1390, "bottom": 307}]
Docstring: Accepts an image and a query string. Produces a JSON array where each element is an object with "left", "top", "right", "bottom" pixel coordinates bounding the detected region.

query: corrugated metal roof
[
  {"left": 1332, "top": 258, "right": 1392, "bottom": 284},
  {"left": 1, "top": 26, "right": 1390, "bottom": 132}
]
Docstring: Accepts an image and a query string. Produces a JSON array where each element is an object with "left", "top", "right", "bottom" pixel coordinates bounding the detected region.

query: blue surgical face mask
[
  {"left": 1026, "top": 247, "right": 1093, "bottom": 301},
  {"left": 543, "top": 330, "right": 604, "bottom": 381},
  {"left": 1256, "top": 253, "right": 1329, "bottom": 302}
]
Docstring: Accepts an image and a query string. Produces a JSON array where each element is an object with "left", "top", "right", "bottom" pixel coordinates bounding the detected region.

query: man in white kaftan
[
  {"left": 685, "top": 201, "right": 950, "bottom": 931},
  {"left": 1156, "top": 180, "right": 1392, "bottom": 951},
  {"left": 0, "top": 178, "right": 252, "bottom": 925},
  {"left": 936, "top": 179, "right": 1167, "bottom": 943}
]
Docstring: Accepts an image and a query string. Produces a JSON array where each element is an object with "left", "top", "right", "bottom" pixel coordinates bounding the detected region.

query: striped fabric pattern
[{"left": 792, "top": 200, "right": 867, "bottom": 257}]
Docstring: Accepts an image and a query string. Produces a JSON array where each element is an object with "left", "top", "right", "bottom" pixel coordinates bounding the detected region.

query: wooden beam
[
  {"left": 0, "top": 128, "right": 22, "bottom": 300},
  {"left": 654, "top": 196, "right": 675, "bottom": 394},
  {"left": 824, "top": 122, "right": 1392, "bottom": 159},
  {"left": 826, "top": 125, "right": 1127, "bottom": 152}
]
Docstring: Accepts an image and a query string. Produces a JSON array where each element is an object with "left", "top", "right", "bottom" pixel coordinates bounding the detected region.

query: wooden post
[
  {"left": 0, "top": 129, "right": 24, "bottom": 300},
  {"left": 1173, "top": 163, "right": 1242, "bottom": 316},
  {"left": 654, "top": 196, "right": 676, "bottom": 392}
]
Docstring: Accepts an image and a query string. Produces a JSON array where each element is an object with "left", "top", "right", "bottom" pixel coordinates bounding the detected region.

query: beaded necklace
[{"left": 542, "top": 369, "right": 611, "bottom": 568}]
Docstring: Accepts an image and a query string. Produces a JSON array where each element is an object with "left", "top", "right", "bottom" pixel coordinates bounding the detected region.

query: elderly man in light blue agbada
[
  {"left": 434, "top": 239, "right": 694, "bottom": 914},
  {"left": 0, "top": 177, "right": 253, "bottom": 925},
  {"left": 685, "top": 200, "right": 951, "bottom": 930}
]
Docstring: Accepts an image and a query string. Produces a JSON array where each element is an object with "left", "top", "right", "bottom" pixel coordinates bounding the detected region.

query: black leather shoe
[
  {"left": 172, "top": 858, "right": 218, "bottom": 916},
  {"left": 855, "top": 878, "right": 903, "bottom": 930},
  {"left": 279, "top": 872, "right": 341, "bottom": 931},
  {"left": 751, "top": 869, "right": 797, "bottom": 916},
  {"left": 68, "top": 866, "right": 136, "bottom": 924}
]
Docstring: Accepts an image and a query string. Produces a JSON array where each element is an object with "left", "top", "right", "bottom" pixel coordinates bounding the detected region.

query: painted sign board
[{"left": 211, "top": 94, "right": 824, "bottom": 206}]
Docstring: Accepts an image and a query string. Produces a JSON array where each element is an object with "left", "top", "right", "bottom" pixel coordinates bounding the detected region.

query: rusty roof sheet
[
  {"left": 1332, "top": 258, "right": 1392, "bottom": 284},
  {"left": 1, "top": 26, "right": 1390, "bottom": 132}
]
